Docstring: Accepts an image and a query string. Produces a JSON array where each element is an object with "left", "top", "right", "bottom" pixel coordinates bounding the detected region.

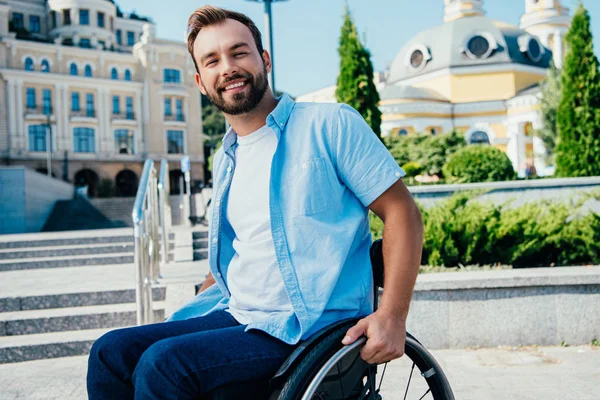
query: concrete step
[
  {"left": 0, "top": 328, "right": 110, "bottom": 364},
  {"left": 0, "top": 244, "right": 135, "bottom": 260},
  {"left": 0, "top": 287, "right": 166, "bottom": 313},
  {"left": 0, "top": 235, "right": 133, "bottom": 250},
  {"left": 0, "top": 255, "right": 134, "bottom": 272},
  {"left": 0, "top": 302, "right": 165, "bottom": 336},
  {"left": 193, "top": 250, "right": 208, "bottom": 261}
]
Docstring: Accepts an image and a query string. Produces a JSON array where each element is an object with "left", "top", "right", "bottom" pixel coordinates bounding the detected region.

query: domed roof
[
  {"left": 387, "top": 16, "right": 552, "bottom": 84},
  {"left": 379, "top": 85, "right": 448, "bottom": 102}
]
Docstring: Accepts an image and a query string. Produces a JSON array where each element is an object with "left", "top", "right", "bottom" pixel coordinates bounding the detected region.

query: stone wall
[
  {"left": 405, "top": 266, "right": 600, "bottom": 349},
  {"left": 0, "top": 167, "right": 74, "bottom": 234}
]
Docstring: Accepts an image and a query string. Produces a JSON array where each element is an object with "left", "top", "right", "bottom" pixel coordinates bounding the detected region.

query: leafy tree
[
  {"left": 555, "top": 4, "right": 600, "bottom": 177},
  {"left": 536, "top": 60, "right": 561, "bottom": 161},
  {"left": 335, "top": 5, "right": 382, "bottom": 138},
  {"left": 442, "top": 145, "right": 515, "bottom": 183}
]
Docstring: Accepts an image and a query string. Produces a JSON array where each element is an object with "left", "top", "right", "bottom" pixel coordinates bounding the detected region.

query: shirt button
[
  {"left": 215, "top": 200, "right": 221, "bottom": 207},
  {"left": 216, "top": 272, "right": 222, "bottom": 278},
  {"left": 212, "top": 237, "right": 218, "bottom": 244},
  {"left": 395, "top": 172, "right": 401, "bottom": 177},
  {"left": 279, "top": 122, "right": 284, "bottom": 127},
  {"left": 302, "top": 163, "right": 307, "bottom": 169},
  {"left": 226, "top": 166, "right": 232, "bottom": 173}
]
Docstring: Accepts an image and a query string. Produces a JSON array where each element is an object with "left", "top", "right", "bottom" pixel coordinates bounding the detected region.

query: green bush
[
  {"left": 442, "top": 145, "right": 515, "bottom": 183},
  {"left": 369, "top": 191, "right": 600, "bottom": 268}
]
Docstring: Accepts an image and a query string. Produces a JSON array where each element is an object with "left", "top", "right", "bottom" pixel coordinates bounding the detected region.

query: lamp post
[
  {"left": 45, "top": 107, "right": 53, "bottom": 177},
  {"left": 244, "top": 0, "right": 288, "bottom": 93}
]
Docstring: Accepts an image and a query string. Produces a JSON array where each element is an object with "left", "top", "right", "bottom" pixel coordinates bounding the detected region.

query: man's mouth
[{"left": 221, "top": 79, "right": 248, "bottom": 93}]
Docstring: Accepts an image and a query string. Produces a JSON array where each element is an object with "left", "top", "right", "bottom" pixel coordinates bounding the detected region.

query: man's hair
[{"left": 187, "top": 6, "right": 264, "bottom": 72}]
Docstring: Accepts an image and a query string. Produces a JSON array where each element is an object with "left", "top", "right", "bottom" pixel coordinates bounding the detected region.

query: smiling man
[{"left": 86, "top": 5, "right": 423, "bottom": 399}]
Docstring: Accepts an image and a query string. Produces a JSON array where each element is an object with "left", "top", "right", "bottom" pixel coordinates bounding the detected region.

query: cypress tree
[
  {"left": 537, "top": 60, "right": 561, "bottom": 162},
  {"left": 555, "top": 3, "right": 600, "bottom": 177},
  {"left": 335, "top": 5, "right": 382, "bottom": 139}
]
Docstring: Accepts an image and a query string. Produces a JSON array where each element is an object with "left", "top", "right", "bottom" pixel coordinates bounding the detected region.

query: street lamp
[
  {"left": 244, "top": 0, "right": 288, "bottom": 93},
  {"left": 45, "top": 106, "right": 53, "bottom": 177}
]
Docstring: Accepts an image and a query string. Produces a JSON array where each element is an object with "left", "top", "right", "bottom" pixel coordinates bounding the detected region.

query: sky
[{"left": 114, "top": 0, "right": 600, "bottom": 97}]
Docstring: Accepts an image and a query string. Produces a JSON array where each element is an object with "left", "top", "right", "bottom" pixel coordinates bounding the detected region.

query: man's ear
[
  {"left": 262, "top": 50, "right": 272, "bottom": 75},
  {"left": 195, "top": 72, "right": 207, "bottom": 95}
]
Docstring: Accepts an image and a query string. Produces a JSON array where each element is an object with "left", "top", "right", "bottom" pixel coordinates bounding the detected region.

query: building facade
[
  {"left": 297, "top": 0, "right": 571, "bottom": 175},
  {"left": 0, "top": 0, "right": 204, "bottom": 197}
]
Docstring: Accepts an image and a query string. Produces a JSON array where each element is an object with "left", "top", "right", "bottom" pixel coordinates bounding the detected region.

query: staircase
[{"left": 0, "top": 229, "right": 176, "bottom": 364}]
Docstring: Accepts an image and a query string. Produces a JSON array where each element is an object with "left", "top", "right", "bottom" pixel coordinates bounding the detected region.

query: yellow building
[
  {"left": 298, "top": 0, "right": 571, "bottom": 173},
  {"left": 0, "top": 0, "right": 203, "bottom": 197}
]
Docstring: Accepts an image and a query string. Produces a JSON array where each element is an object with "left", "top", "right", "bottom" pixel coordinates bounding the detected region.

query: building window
[
  {"left": 116, "top": 29, "right": 122, "bottom": 45},
  {"left": 115, "top": 129, "right": 134, "bottom": 154},
  {"left": 43, "top": 89, "right": 52, "bottom": 115},
  {"left": 110, "top": 16, "right": 114, "bottom": 31},
  {"left": 80, "top": 38, "right": 92, "bottom": 49},
  {"left": 84, "top": 65, "right": 93, "bottom": 77},
  {"left": 41, "top": 59, "right": 50, "bottom": 73},
  {"left": 163, "top": 69, "right": 181, "bottom": 83},
  {"left": 62, "top": 37, "right": 73, "bottom": 46},
  {"left": 11, "top": 12, "right": 24, "bottom": 30},
  {"left": 167, "top": 130, "right": 184, "bottom": 154},
  {"left": 164, "top": 98, "right": 172, "bottom": 116},
  {"left": 86, "top": 93, "right": 95, "bottom": 117},
  {"left": 50, "top": 11, "right": 57, "bottom": 29},
  {"left": 63, "top": 9, "right": 71, "bottom": 26},
  {"left": 124, "top": 69, "right": 132, "bottom": 81},
  {"left": 112, "top": 95, "right": 120, "bottom": 114},
  {"left": 176, "top": 99, "right": 183, "bottom": 121},
  {"left": 97, "top": 12, "right": 105, "bottom": 28},
  {"left": 73, "top": 127, "right": 95, "bottom": 153},
  {"left": 72, "top": 92, "right": 80, "bottom": 112},
  {"left": 469, "top": 131, "right": 490, "bottom": 145},
  {"left": 79, "top": 9, "right": 89, "bottom": 25},
  {"left": 127, "top": 31, "right": 135, "bottom": 46},
  {"left": 29, "top": 15, "right": 41, "bottom": 33},
  {"left": 26, "top": 88, "right": 36, "bottom": 109},
  {"left": 69, "top": 63, "right": 78, "bottom": 76},
  {"left": 111, "top": 67, "right": 118, "bottom": 80},
  {"left": 29, "top": 125, "right": 47, "bottom": 152},
  {"left": 126, "top": 97, "right": 134, "bottom": 119},
  {"left": 430, "top": 127, "right": 438, "bottom": 136},
  {"left": 398, "top": 129, "right": 408, "bottom": 136},
  {"left": 98, "top": 40, "right": 105, "bottom": 49},
  {"left": 24, "top": 57, "right": 34, "bottom": 71}
]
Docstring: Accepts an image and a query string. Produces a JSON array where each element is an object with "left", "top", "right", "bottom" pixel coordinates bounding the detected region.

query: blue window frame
[
  {"left": 86, "top": 93, "right": 94, "bottom": 117},
  {"left": 167, "top": 130, "right": 184, "bottom": 154},
  {"left": 110, "top": 67, "right": 118, "bottom": 80},
  {"left": 79, "top": 9, "right": 89, "bottom": 25},
  {"left": 73, "top": 127, "right": 95, "bottom": 153},
  {"left": 71, "top": 92, "right": 80, "bottom": 112},
  {"left": 124, "top": 69, "right": 132, "bottom": 81},
  {"left": 79, "top": 38, "right": 91, "bottom": 49},
  {"left": 43, "top": 89, "right": 52, "bottom": 115},
  {"left": 163, "top": 69, "right": 181, "bottom": 83},
  {"left": 29, "top": 15, "right": 40, "bottom": 33},
  {"left": 26, "top": 88, "right": 36, "bottom": 109},
  {"left": 127, "top": 31, "right": 135, "bottom": 46},
  {"left": 11, "top": 12, "right": 24, "bottom": 30},
  {"left": 126, "top": 97, "right": 133, "bottom": 119},
  {"left": 69, "top": 63, "right": 78, "bottom": 76},
  {"left": 84, "top": 65, "right": 92, "bottom": 77},
  {"left": 116, "top": 29, "right": 122, "bottom": 45},
  {"left": 164, "top": 98, "right": 172, "bottom": 116},
  {"left": 115, "top": 129, "right": 134, "bottom": 154},
  {"left": 24, "top": 57, "right": 34, "bottom": 71},
  {"left": 176, "top": 99, "right": 183, "bottom": 121},
  {"left": 97, "top": 12, "right": 105, "bottom": 28},
  {"left": 28, "top": 125, "right": 47, "bottom": 152},
  {"left": 41, "top": 59, "right": 50, "bottom": 73},
  {"left": 112, "top": 95, "right": 120, "bottom": 114}
]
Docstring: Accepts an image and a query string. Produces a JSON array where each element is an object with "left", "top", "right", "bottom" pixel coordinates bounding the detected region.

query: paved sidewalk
[{"left": 0, "top": 345, "right": 597, "bottom": 399}]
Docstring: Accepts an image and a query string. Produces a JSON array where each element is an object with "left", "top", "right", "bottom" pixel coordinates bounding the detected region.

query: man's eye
[
  {"left": 234, "top": 52, "right": 247, "bottom": 57},
  {"left": 206, "top": 60, "right": 217, "bottom": 66}
]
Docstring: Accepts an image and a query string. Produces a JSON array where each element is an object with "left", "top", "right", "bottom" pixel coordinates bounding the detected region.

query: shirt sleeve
[{"left": 331, "top": 104, "right": 405, "bottom": 207}]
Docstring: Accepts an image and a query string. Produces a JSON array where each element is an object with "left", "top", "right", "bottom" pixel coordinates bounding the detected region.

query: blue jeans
[{"left": 87, "top": 310, "right": 296, "bottom": 399}]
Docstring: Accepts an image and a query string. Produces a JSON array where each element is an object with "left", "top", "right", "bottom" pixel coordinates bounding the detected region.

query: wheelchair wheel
[{"left": 277, "top": 323, "right": 454, "bottom": 400}]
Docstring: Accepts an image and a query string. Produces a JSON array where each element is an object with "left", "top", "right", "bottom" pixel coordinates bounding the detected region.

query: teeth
[{"left": 225, "top": 82, "right": 245, "bottom": 90}]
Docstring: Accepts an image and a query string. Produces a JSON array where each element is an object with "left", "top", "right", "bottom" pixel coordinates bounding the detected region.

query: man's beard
[{"left": 206, "top": 66, "right": 269, "bottom": 116}]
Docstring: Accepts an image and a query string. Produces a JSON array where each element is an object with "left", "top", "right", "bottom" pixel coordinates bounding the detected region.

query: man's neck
[{"left": 224, "top": 90, "right": 279, "bottom": 137}]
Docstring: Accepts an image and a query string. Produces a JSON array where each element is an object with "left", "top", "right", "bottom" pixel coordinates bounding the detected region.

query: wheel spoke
[
  {"left": 417, "top": 388, "right": 432, "bottom": 400},
  {"left": 403, "top": 362, "right": 416, "bottom": 400},
  {"left": 377, "top": 362, "right": 388, "bottom": 391}
]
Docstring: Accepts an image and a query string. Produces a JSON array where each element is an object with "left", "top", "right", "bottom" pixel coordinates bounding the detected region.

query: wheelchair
[{"left": 207, "top": 239, "right": 455, "bottom": 399}]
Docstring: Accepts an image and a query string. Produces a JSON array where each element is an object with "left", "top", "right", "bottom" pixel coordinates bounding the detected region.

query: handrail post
[{"left": 158, "top": 159, "right": 171, "bottom": 268}]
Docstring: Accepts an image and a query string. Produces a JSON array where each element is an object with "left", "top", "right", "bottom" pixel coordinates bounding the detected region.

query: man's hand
[{"left": 341, "top": 309, "right": 406, "bottom": 364}]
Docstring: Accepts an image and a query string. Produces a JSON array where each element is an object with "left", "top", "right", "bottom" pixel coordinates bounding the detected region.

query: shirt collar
[{"left": 221, "top": 93, "right": 295, "bottom": 152}]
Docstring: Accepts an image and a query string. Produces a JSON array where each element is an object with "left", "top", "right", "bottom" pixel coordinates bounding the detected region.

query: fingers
[
  {"left": 360, "top": 339, "right": 406, "bottom": 364},
  {"left": 342, "top": 320, "right": 366, "bottom": 345}
]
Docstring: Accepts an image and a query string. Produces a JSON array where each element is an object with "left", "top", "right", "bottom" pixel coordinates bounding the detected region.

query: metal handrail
[
  {"left": 158, "top": 159, "right": 172, "bottom": 267},
  {"left": 132, "top": 159, "right": 160, "bottom": 325}
]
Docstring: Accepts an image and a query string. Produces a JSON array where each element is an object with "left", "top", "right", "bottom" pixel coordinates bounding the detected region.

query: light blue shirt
[{"left": 168, "top": 94, "right": 405, "bottom": 344}]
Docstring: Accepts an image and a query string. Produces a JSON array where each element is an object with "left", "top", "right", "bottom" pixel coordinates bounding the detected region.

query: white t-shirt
[{"left": 225, "top": 125, "right": 293, "bottom": 324}]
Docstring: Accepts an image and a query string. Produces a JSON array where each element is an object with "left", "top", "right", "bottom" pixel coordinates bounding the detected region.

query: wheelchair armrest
[{"left": 370, "top": 239, "right": 384, "bottom": 289}]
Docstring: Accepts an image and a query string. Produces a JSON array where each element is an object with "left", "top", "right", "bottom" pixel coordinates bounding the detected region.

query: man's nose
[{"left": 221, "top": 57, "right": 239, "bottom": 78}]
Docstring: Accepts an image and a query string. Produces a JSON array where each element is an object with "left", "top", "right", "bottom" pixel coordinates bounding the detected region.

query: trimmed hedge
[
  {"left": 370, "top": 192, "right": 600, "bottom": 268},
  {"left": 442, "top": 145, "right": 515, "bottom": 183}
]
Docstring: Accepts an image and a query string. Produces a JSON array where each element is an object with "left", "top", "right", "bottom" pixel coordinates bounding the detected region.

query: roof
[{"left": 379, "top": 85, "right": 448, "bottom": 102}]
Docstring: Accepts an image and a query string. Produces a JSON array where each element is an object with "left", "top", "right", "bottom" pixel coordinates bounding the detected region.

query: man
[{"left": 87, "top": 5, "right": 423, "bottom": 399}]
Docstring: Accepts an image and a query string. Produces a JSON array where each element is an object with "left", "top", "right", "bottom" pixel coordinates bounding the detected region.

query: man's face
[{"left": 193, "top": 19, "right": 270, "bottom": 115}]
